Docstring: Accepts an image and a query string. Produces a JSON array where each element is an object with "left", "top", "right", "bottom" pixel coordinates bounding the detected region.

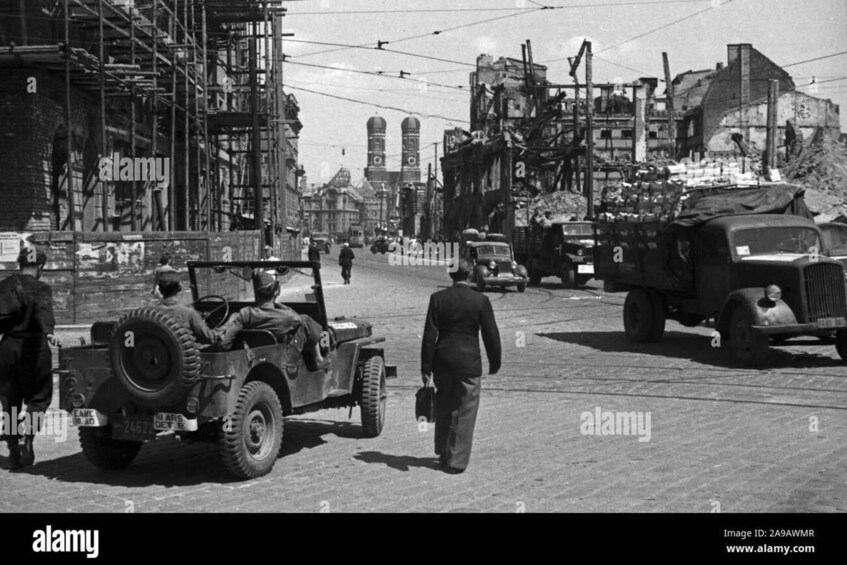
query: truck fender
[{"left": 717, "top": 288, "right": 798, "bottom": 335}]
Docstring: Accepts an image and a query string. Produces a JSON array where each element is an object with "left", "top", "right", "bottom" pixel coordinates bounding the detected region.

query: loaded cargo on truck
[{"left": 593, "top": 166, "right": 847, "bottom": 366}]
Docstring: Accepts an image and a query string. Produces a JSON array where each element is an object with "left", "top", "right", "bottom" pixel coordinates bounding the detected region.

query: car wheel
[
  {"left": 219, "top": 381, "right": 283, "bottom": 479},
  {"left": 729, "top": 307, "right": 769, "bottom": 366},
  {"left": 623, "top": 289, "right": 656, "bottom": 343},
  {"left": 109, "top": 307, "right": 200, "bottom": 409},
  {"left": 835, "top": 330, "right": 847, "bottom": 362},
  {"left": 79, "top": 427, "right": 142, "bottom": 470},
  {"left": 560, "top": 263, "right": 576, "bottom": 289},
  {"left": 517, "top": 283, "right": 526, "bottom": 293},
  {"left": 360, "top": 356, "right": 387, "bottom": 437}
]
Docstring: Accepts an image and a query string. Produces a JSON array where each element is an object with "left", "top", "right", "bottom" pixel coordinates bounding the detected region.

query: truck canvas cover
[{"left": 669, "top": 184, "right": 812, "bottom": 230}]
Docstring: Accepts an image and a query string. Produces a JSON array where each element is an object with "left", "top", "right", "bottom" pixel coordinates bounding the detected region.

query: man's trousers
[
  {"left": 433, "top": 371, "right": 481, "bottom": 471},
  {"left": 0, "top": 336, "right": 53, "bottom": 442}
]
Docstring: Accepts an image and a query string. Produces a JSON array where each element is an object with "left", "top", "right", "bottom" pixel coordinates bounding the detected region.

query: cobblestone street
[{"left": 2, "top": 252, "right": 846, "bottom": 513}]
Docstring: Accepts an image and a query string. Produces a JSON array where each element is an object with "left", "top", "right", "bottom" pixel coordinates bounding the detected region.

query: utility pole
[
  {"left": 765, "top": 79, "right": 779, "bottom": 179},
  {"left": 662, "top": 52, "right": 676, "bottom": 159},
  {"left": 585, "top": 41, "right": 594, "bottom": 220}
]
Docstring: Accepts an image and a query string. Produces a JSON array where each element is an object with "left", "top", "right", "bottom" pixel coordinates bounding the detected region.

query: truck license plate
[
  {"left": 577, "top": 265, "right": 594, "bottom": 274},
  {"left": 154, "top": 412, "right": 191, "bottom": 432},
  {"left": 817, "top": 317, "right": 844, "bottom": 329}
]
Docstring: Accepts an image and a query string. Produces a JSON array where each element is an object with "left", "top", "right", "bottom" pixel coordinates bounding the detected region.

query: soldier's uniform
[
  {"left": 0, "top": 248, "right": 55, "bottom": 469},
  {"left": 156, "top": 271, "right": 217, "bottom": 345}
]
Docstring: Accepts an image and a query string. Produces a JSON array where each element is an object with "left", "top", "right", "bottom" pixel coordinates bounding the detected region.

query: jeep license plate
[
  {"left": 72, "top": 409, "right": 107, "bottom": 427},
  {"left": 817, "top": 317, "right": 845, "bottom": 329},
  {"left": 112, "top": 416, "right": 157, "bottom": 441},
  {"left": 577, "top": 265, "right": 594, "bottom": 274},
  {"left": 154, "top": 412, "right": 191, "bottom": 432}
]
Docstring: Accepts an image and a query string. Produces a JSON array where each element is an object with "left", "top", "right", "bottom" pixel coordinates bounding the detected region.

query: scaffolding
[{"left": 0, "top": 0, "right": 295, "bottom": 244}]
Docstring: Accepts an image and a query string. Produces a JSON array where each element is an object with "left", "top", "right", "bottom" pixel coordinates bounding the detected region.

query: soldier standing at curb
[
  {"left": 421, "top": 258, "right": 501, "bottom": 474},
  {"left": 0, "top": 247, "right": 60, "bottom": 470}
]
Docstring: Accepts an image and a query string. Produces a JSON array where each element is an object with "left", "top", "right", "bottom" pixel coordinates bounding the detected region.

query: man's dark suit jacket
[{"left": 421, "top": 282, "right": 501, "bottom": 376}]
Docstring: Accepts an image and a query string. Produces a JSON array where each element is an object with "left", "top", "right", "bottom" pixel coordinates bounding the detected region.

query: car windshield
[
  {"left": 561, "top": 223, "right": 593, "bottom": 237},
  {"left": 821, "top": 224, "right": 847, "bottom": 254},
  {"left": 733, "top": 227, "right": 821, "bottom": 256},
  {"left": 474, "top": 244, "right": 512, "bottom": 257},
  {"left": 190, "top": 264, "right": 319, "bottom": 304}
]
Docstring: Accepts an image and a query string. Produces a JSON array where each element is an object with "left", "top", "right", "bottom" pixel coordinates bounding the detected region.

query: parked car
[
  {"left": 57, "top": 260, "right": 395, "bottom": 479},
  {"left": 371, "top": 238, "right": 391, "bottom": 254}
]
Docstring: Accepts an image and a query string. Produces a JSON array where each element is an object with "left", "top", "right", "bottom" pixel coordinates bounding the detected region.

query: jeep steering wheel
[{"left": 193, "top": 294, "right": 230, "bottom": 330}]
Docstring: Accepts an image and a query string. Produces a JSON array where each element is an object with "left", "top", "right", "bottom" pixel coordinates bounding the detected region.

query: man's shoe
[
  {"left": 443, "top": 466, "right": 464, "bottom": 475},
  {"left": 6, "top": 443, "right": 22, "bottom": 470},
  {"left": 18, "top": 437, "right": 34, "bottom": 467}
]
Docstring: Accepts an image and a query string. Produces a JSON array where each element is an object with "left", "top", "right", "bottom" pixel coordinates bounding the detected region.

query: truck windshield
[{"left": 733, "top": 227, "right": 821, "bottom": 256}]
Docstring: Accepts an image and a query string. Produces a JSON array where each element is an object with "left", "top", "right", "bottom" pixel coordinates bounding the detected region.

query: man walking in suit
[
  {"left": 338, "top": 242, "right": 354, "bottom": 284},
  {"left": 421, "top": 258, "right": 501, "bottom": 474}
]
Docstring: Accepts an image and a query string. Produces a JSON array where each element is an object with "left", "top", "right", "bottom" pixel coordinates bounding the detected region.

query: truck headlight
[
  {"left": 577, "top": 248, "right": 583, "bottom": 256},
  {"left": 511, "top": 261, "right": 518, "bottom": 270},
  {"left": 489, "top": 261, "right": 496, "bottom": 270},
  {"left": 765, "top": 284, "right": 782, "bottom": 303}
]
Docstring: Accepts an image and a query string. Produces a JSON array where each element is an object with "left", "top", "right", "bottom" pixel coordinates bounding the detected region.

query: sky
[{"left": 279, "top": 0, "right": 847, "bottom": 184}]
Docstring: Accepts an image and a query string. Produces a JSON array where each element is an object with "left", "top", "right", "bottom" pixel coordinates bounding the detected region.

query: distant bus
[{"left": 348, "top": 224, "right": 364, "bottom": 248}]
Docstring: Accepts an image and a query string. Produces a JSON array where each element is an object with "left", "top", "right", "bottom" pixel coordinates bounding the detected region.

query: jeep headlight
[
  {"left": 577, "top": 248, "right": 583, "bottom": 256},
  {"left": 765, "top": 284, "right": 782, "bottom": 303},
  {"left": 511, "top": 261, "right": 518, "bottom": 270}
]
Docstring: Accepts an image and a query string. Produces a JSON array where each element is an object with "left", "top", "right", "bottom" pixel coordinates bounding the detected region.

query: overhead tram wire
[
  {"left": 284, "top": 1, "right": 716, "bottom": 16},
  {"left": 279, "top": 59, "right": 468, "bottom": 91},
  {"left": 289, "top": 7, "right": 550, "bottom": 59},
  {"left": 283, "top": 39, "right": 476, "bottom": 68},
  {"left": 283, "top": 84, "right": 469, "bottom": 124},
  {"left": 782, "top": 50, "right": 847, "bottom": 68}
]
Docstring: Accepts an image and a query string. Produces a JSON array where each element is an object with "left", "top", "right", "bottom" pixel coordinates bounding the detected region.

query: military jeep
[{"left": 57, "top": 261, "right": 395, "bottom": 479}]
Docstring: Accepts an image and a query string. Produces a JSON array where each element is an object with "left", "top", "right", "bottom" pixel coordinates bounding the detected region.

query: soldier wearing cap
[
  {"left": 0, "top": 246, "right": 60, "bottom": 470},
  {"left": 216, "top": 271, "right": 328, "bottom": 370},
  {"left": 155, "top": 270, "right": 217, "bottom": 345}
]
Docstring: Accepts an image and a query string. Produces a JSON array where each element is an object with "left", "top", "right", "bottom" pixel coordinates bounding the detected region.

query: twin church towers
[{"left": 364, "top": 115, "right": 421, "bottom": 185}]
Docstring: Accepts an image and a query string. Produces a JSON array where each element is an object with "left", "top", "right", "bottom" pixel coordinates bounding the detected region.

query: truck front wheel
[
  {"left": 835, "top": 330, "right": 847, "bottom": 362},
  {"left": 624, "top": 289, "right": 657, "bottom": 343},
  {"left": 728, "top": 308, "right": 769, "bottom": 366},
  {"left": 560, "top": 264, "right": 576, "bottom": 289}
]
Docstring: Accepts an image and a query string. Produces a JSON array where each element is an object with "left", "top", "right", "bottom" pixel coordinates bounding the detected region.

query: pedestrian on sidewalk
[
  {"left": 307, "top": 240, "right": 321, "bottom": 266},
  {"left": 0, "top": 247, "right": 60, "bottom": 470},
  {"left": 420, "top": 257, "right": 501, "bottom": 474},
  {"left": 338, "top": 242, "right": 355, "bottom": 284}
]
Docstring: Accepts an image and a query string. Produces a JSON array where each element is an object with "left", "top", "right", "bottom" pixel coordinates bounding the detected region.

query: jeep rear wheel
[
  {"left": 79, "top": 427, "right": 142, "bottom": 470},
  {"left": 219, "top": 382, "right": 283, "bottom": 480},
  {"left": 623, "top": 289, "right": 657, "bottom": 343},
  {"left": 360, "top": 356, "right": 387, "bottom": 437},
  {"left": 109, "top": 307, "right": 200, "bottom": 409},
  {"left": 729, "top": 307, "right": 769, "bottom": 366}
]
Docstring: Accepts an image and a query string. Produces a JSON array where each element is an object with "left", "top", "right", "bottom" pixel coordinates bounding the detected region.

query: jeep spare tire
[{"left": 109, "top": 307, "right": 201, "bottom": 409}]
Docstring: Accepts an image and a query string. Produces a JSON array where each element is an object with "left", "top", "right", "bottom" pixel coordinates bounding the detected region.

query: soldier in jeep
[
  {"left": 216, "top": 272, "right": 329, "bottom": 370},
  {"left": 155, "top": 270, "right": 217, "bottom": 345}
]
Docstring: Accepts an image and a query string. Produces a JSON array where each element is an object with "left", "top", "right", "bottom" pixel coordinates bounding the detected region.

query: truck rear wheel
[
  {"left": 623, "top": 289, "right": 658, "bottom": 343},
  {"left": 647, "top": 291, "right": 666, "bottom": 342},
  {"left": 219, "top": 381, "right": 283, "bottom": 479},
  {"left": 79, "top": 427, "right": 142, "bottom": 470},
  {"left": 835, "top": 330, "right": 847, "bottom": 362},
  {"left": 528, "top": 267, "right": 542, "bottom": 286},
  {"left": 360, "top": 356, "right": 387, "bottom": 437},
  {"left": 728, "top": 307, "right": 769, "bottom": 366}
]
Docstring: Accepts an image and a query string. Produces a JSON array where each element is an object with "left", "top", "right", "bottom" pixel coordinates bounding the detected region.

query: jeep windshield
[
  {"left": 474, "top": 244, "right": 512, "bottom": 257},
  {"left": 190, "top": 263, "right": 319, "bottom": 305},
  {"left": 732, "top": 227, "right": 821, "bottom": 257}
]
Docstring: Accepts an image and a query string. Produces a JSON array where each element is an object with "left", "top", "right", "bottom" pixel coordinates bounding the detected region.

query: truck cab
[{"left": 596, "top": 213, "right": 847, "bottom": 365}]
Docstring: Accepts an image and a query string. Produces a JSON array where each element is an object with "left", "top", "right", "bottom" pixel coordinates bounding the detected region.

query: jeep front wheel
[
  {"left": 729, "top": 307, "right": 769, "bottom": 366},
  {"left": 219, "top": 382, "right": 283, "bottom": 479},
  {"left": 79, "top": 427, "right": 142, "bottom": 470},
  {"left": 360, "top": 356, "right": 387, "bottom": 437}
]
